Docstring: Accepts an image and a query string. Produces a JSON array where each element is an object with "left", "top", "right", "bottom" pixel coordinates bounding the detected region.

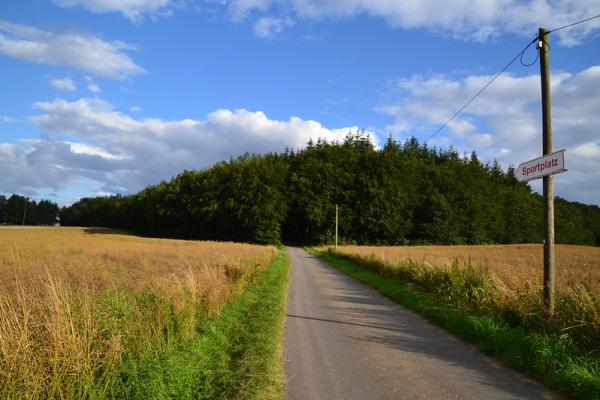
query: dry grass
[
  {"left": 0, "top": 226, "right": 277, "bottom": 399},
  {"left": 334, "top": 244, "right": 600, "bottom": 294},
  {"left": 329, "top": 244, "right": 600, "bottom": 353}
]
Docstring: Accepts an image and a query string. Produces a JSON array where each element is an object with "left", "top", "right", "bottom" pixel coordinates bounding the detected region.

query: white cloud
[
  {"left": 130, "top": 106, "right": 142, "bottom": 113},
  {"left": 0, "top": 98, "right": 374, "bottom": 202},
  {"left": 52, "top": 0, "right": 173, "bottom": 22},
  {"left": 254, "top": 17, "right": 294, "bottom": 38},
  {"left": 66, "top": 141, "right": 127, "bottom": 160},
  {"left": 0, "top": 116, "right": 17, "bottom": 123},
  {"left": 84, "top": 76, "right": 102, "bottom": 93},
  {"left": 87, "top": 83, "right": 101, "bottom": 93},
  {"left": 0, "top": 21, "right": 145, "bottom": 79},
  {"left": 50, "top": 77, "right": 77, "bottom": 92},
  {"left": 0, "top": 140, "right": 102, "bottom": 199},
  {"left": 225, "top": 0, "right": 273, "bottom": 21},
  {"left": 379, "top": 65, "right": 600, "bottom": 204},
  {"left": 219, "top": 0, "right": 600, "bottom": 45}
]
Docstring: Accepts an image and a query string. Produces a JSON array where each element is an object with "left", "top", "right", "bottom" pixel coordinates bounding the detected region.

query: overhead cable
[
  {"left": 548, "top": 13, "right": 600, "bottom": 34},
  {"left": 424, "top": 13, "right": 600, "bottom": 144},
  {"left": 424, "top": 38, "right": 537, "bottom": 144}
]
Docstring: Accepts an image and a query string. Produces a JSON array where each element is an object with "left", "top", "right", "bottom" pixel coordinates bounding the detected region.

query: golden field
[
  {"left": 0, "top": 227, "right": 277, "bottom": 398},
  {"left": 329, "top": 244, "right": 600, "bottom": 352},
  {"left": 334, "top": 244, "right": 600, "bottom": 294}
]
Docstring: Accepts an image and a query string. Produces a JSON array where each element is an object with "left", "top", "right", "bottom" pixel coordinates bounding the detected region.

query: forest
[
  {"left": 0, "top": 194, "right": 59, "bottom": 226},
  {"left": 60, "top": 133, "right": 600, "bottom": 246}
]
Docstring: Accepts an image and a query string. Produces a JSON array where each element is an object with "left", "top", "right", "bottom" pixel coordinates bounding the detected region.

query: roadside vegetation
[
  {"left": 311, "top": 245, "right": 600, "bottom": 400},
  {"left": 0, "top": 227, "right": 286, "bottom": 399}
]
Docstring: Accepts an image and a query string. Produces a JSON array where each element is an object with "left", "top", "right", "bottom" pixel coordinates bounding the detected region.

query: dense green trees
[
  {"left": 59, "top": 133, "right": 600, "bottom": 246},
  {"left": 0, "top": 195, "right": 59, "bottom": 225}
]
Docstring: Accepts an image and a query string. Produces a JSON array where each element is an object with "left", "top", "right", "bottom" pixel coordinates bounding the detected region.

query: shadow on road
[
  {"left": 286, "top": 313, "right": 404, "bottom": 334},
  {"left": 298, "top": 251, "right": 557, "bottom": 400}
]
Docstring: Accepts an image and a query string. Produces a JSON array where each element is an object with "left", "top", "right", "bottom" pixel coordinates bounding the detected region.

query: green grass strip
[
  {"left": 308, "top": 248, "right": 600, "bottom": 400},
  {"left": 111, "top": 251, "right": 289, "bottom": 400}
]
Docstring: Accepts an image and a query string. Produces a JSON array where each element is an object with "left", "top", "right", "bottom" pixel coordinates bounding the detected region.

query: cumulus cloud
[
  {"left": 0, "top": 140, "right": 107, "bottom": 199},
  {"left": 52, "top": 0, "right": 173, "bottom": 22},
  {"left": 254, "top": 16, "right": 294, "bottom": 38},
  {"left": 378, "top": 65, "right": 600, "bottom": 204},
  {"left": 0, "top": 21, "right": 145, "bottom": 79},
  {"left": 0, "top": 98, "right": 373, "bottom": 202},
  {"left": 218, "top": 0, "right": 600, "bottom": 45},
  {"left": 50, "top": 77, "right": 77, "bottom": 92}
]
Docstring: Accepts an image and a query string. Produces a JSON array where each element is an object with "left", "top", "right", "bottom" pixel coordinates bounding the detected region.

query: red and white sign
[{"left": 515, "top": 150, "right": 566, "bottom": 182}]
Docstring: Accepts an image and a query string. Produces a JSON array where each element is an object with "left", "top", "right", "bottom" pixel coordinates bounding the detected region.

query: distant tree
[
  {"left": 0, "top": 195, "right": 6, "bottom": 224},
  {"left": 37, "top": 199, "right": 60, "bottom": 225},
  {"left": 5, "top": 195, "right": 27, "bottom": 225}
]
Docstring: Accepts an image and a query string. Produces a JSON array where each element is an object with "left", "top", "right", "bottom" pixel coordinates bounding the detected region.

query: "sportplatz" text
[
  {"left": 522, "top": 158, "right": 559, "bottom": 178},
  {"left": 515, "top": 150, "right": 566, "bottom": 183}
]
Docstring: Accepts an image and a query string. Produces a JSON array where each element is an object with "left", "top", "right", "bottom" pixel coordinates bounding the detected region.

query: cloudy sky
[{"left": 1, "top": 1, "right": 599, "bottom": 206}]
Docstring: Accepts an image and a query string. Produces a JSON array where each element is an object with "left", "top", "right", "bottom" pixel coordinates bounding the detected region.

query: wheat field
[
  {"left": 330, "top": 243, "right": 600, "bottom": 352},
  {"left": 0, "top": 226, "right": 277, "bottom": 399},
  {"left": 334, "top": 244, "right": 600, "bottom": 293}
]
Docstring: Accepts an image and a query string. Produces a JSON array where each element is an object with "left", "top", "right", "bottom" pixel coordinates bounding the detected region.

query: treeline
[
  {"left": 0, "top": 194, "right": 60, "bottom": 226},
  {"left": 60, "top": 133, "right": 600, "bottom": 245}
]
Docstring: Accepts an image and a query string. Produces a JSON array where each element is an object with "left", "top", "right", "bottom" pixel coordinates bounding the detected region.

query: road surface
[{"left": 284, "top": 247, "right": 559, "bottom": 400}]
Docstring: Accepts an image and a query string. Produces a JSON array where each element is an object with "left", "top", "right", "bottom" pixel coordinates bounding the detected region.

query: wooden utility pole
[
  {"left": 539, "top": 27, "right": 555, "bottom": 317},
  {"left": 335, "top": 204, "right": 338, "bottom": 249},
  {"left": 22, "top": 198, "right": 27, "bottom": 226}
]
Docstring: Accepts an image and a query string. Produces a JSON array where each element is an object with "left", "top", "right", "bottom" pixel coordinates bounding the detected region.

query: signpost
[
  {"left": 515, "top": 146, "right": 567, "bottom": 315},
  {"left": 538, "top": 27, "right": 556, "bottom": 317},
  {"left": 515, "top": 150, "right": 566, "bottom": 183}
]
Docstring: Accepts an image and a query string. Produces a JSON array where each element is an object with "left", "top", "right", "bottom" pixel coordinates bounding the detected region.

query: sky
[{"left": 1, "top": 0, "right": 599, "bottom": 206}]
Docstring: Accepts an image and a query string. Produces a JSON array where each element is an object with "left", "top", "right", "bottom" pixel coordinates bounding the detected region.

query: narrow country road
[{"left": 284, "top": 247, "right": 559, "bottom": 400}]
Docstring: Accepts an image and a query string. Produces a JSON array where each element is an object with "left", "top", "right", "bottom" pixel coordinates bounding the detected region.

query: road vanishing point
[{"left": 284, "top": 247, "right": 560, "bottom": 400}]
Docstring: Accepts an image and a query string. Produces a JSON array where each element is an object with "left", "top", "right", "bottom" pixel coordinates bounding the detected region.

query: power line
[
  {"left": 424, "top": 37, "right": 537, "bottom": 144},
  {"left": 548, "top": 13, "right": 600, "bottom": 34},
  {"left": 424, "top": 13, "right": 600, "bottom": 144},
  {"left": 520, "top": 43, "right": 539, "bottom": 67}
]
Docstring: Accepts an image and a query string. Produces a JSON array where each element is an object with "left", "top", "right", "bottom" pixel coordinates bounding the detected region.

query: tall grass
[
  {"left": 0, "top": 227, "right": 276, "bottom": 399},
  {"left": 337, "top": 244, "right": 600, "bottom": 294},
  {"left": 329, "top": 244, "right": 600, "bottom": 355}
]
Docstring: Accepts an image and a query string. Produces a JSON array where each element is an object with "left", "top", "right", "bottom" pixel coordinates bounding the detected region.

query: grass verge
[
  {"left": 308, "top": 247, "right": 600, "bottom": 400},
  {"left": 110, "top": 250, "right": 289, "bottom": 400}
]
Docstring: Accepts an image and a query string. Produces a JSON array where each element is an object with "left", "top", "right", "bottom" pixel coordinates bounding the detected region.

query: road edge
[{"left": 308, "top": 247, "right": 599, "bottom": 400}]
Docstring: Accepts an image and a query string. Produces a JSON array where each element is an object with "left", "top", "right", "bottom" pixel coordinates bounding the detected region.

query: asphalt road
[{"left": 284, "top": 247, "right": 559, "bottom": 400}]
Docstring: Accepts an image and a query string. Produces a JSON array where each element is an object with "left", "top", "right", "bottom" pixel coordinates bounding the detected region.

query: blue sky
[{"left": 1, "top": 0, "right": 599, "bottom": 206}]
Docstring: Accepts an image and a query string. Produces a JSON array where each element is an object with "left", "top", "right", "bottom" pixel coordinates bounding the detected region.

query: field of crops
[
  {"left": 336, "top": 244, "right": 600, "bottom": 293},
  {"left": 331, "top": 244, "right": 600, "bottom": 353},
  {"left": 0, "top": 227, "right": 277, "bottom": 398}
]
